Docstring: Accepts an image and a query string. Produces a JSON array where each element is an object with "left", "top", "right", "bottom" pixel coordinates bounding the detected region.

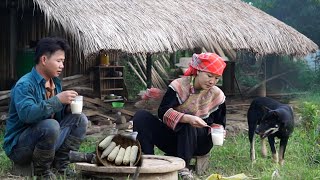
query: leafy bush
[
  {"left": 280, "top": 57, "right": 315, "bottom": 90},
  {"left": 235, "top": 52, "right": 319, "bottom": 93},
  {"left": 119, "top": 55, "right": 147, "bottom": 100},
  {"left": 297, "top": 94, "right": 320, "bottom": 164}
]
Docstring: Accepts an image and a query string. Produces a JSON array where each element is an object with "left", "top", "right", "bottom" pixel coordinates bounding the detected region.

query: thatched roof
[{"left": 33, "top": 0, "right": 318, "bottom": 57}]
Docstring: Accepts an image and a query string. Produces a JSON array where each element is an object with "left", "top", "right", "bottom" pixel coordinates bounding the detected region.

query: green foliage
[
  {"left": 175, "top": 50, "right": 192, "bottom": 60},
  {"left": 235, "top": 52, "right": 261, "bottom": 88},
  {"left": 119, "top": 55, "right": 147, "bottom": 100},
  {"left": 0, "top": 126, "right": 12, "bottom": 175},
  {"left": 275, "top": 56, "right": 315, "bottom": 91},
  {"left": 243, "top": 0, "right": 277, "bottom": 10},
  {"left": 154, "top": 147, "right": 165, "bottom": 156},
  {"left": 296, "top": 93, "right": 320, "bottom": 164},
  {"left": 236, "top": 51, "right": 319, "bottom": 93},
  {"left": 242, "top": 0, "right": 320, "bottom": 46},
  {"left": 313, "top": 69, "right": 320, "bottom": 89},
  {"left": 298, "top": 101, "right": 319, "bottom": 131},
  {"left": 0, "top": 153, "right": 10, "bottom": 175},
  {"left": 238, "top": 75, "right": 260, "bottom": 88}
]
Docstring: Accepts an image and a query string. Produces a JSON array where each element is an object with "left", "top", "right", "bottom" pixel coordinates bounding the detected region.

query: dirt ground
[{"left": 224, "top": 97, "right": 252, "bottom": 136}]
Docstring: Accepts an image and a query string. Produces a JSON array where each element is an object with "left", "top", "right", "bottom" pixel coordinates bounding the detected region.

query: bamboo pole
[
  {"left": 153, "top": 71, "right": 163, "bottom": 88},
  {"left": 133, "top": 56, "right": 147, "bottom": 80},
  {"left": 137, "top": 54, "right": 147, "bottom": 72},
  {"left": 152, "top": 67, "right": 167, "bottom": 89},
  {"left": 161, "top": 55, "right": 171, "bottom": 67},
  {"left": 153, "top": 63, "right": 168, "bottom": 86},
  {"left": 151, "top": 73, "right": 161, "bottom": 88},
  {"left": 154, "top": 61, "right": 169, "bottom": 79},
  {"left": 137, "top": 54, "right": 168, "bottom": 89},
  {"left": 128, "top": 62, "right": 147, "bottom": 87}
]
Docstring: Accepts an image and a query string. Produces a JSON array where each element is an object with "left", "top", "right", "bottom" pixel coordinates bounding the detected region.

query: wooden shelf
[
  {"left": 93, "top": 66, "right": 126, "bottom": 100},
  {"left": 103, "top": 98, "right": 124, "bottom": 103},
  {"left": 97, "top": 65, "right": 125, "bottom": 68},
  {"left": 100, "top": 77, "right": 123, "bottom": 80},
  {"left": 101, "top": 88, "right": 124, "bottom": 91}
]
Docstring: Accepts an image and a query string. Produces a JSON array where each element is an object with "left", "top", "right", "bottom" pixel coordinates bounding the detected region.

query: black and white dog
[{"left": 247, "top": 97, "right": 294, "bottom": 165}]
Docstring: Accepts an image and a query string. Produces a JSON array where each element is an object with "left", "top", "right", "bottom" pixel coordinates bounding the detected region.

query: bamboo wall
[{"left": 0, "top": 5, "right": 100, "bottom": 90}]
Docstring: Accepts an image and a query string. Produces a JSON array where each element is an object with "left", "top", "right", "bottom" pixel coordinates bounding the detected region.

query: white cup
[
  {"left": 71, "top": 95, "right": 83, "bottom": 114},
  {"left": 211, "top": 124, "right": 224, "bottom": 146}
]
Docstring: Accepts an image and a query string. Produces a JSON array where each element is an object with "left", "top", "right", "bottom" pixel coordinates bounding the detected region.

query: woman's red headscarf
[{"left": 184, "top": 53, "right": 227, "bottom": 76}]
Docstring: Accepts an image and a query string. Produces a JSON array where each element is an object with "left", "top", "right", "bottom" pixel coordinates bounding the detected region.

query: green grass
[
  {"left": 0, "top": 126, "right": 11, "bottom": 175},
  {"left": 1, "top": 94, "right": 320, "bottom": 179},
  {"left": 79, "top": 136, "right": 97, "bottom": 153},
  {"left": 0, "top": 125, "right": 319, "bottom": 179},
  {"left": 299, "top": 92, "right": 320, "bottom": 105},
  {"left": 201, "top": 129, "right": 320, "bottom": 179}
]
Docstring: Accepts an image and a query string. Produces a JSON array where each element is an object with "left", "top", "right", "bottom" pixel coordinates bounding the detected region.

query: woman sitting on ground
[{"left": 132, "top": 52, "right": 227, "bottom": 180}]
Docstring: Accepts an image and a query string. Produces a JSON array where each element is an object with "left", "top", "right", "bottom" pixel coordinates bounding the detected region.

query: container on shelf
[
  {"left": 100, "top": 54, "right": 110, "bottom": 66},
  {"left": 93, "top": 66, "right": 126, "bottom": 101}
]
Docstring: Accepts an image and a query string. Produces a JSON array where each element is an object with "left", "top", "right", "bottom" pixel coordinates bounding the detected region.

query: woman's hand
[{"left": 181, "top": 114, "right": 208, "bottom": 128}]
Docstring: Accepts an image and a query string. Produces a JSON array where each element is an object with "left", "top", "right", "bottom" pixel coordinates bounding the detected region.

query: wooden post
[
  {"left": 146, "top": 53, "right": 152, "bottom": 88},
  {"left": 169, "top": 52, "right": 176, "bottom": 68},
  {"left": 259, "top": 59, "right": 267, "bottom": 97},
  {"left": 10, "top": 3, "right": 17, "bottom": 80},
  {"left": 222, "top": 61, "right": 235, "bottom": 95}
]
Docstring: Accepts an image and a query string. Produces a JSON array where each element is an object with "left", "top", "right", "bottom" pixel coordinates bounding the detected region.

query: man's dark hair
[{"left": 34, "top": 37, "right": 70, "bottom": 64}]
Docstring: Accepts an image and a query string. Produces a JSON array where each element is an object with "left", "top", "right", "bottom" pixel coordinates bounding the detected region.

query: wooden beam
[
  {"left": 95, "top": 113, "right": 116, "bottom": 121},
  {"left": 83, "top": 97, "right": 111, "bottom": 109},
  {"left": 146, "top": 53, "right": 152, "bottom": 88},
  {"left": 0, "top": 90, "right": 10, "bottom": 96},
  {"left": 82, "top": 110, "right": 115, "bottom": 121},
  {"left": 62, "top": 74, "right": 84, "bottom": 81},
  {"left": 62, "top": 76, "right": 90, "bottom": 88},
  {"left": 0, "top": 94, "right": 10, "bottom": 101},
  {"left": 119, "top": 109, "right": 135, "bottom": 117}
]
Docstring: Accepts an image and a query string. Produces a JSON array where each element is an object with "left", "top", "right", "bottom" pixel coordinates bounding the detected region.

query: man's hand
[{"left": 56, "top": 90, "right": 78, "bottom": 104}]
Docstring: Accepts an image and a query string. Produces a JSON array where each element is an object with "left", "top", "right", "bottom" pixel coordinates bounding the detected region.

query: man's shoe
[
  {"left": 37, "top": 170, "right": 57, "bottom": 180},
  {"left": 57, "top": 166, "right": 77, "bottom": 178},
  {"left": 178, "top": 168, "right": 194, "bottom": 180}
]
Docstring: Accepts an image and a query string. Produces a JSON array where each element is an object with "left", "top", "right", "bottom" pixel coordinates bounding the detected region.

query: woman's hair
[{"left": 34, "top": 37, "right": 70, "bottom": 64}]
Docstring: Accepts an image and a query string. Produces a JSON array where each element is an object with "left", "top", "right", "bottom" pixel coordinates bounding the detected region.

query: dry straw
[{"left": 32, "top": 0, "right": 318, "bottom": 57}]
